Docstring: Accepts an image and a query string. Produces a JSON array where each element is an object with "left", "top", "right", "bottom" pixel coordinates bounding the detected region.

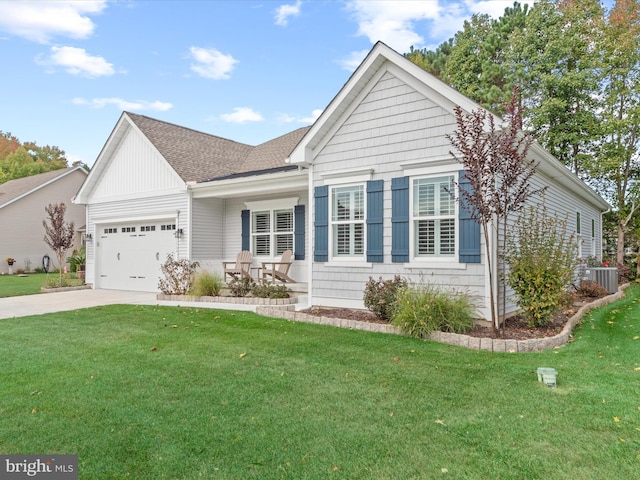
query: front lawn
[
  {"left": 1, "top": 287, "right": 639, "bottom": 479},
  {"left": 0, "top": 273, "right": 84, "bottom": 297}
]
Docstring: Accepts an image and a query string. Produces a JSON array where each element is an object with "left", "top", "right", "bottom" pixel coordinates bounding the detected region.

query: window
[
  {"left": 331, "top": 185, "right": 364, "bottom": 258},
  {"left": 412, "top": 175, "right": 455, "bottom": 257},
  {"left": 591, "top": 218, "right": 596, "bottom": 256},
  {"left": 576, "top": 212, "right": 581, "bottom": 234},
  {"left": 104, "top": 227, "right": 117, "bottom": 234},
  {"left": 161, "top": 224, "right": 176, "bottom": 231},
  {"left": 251, "top": 209, "right": 294, "bottom": 257},
  {"left": 121, "top": 226, "right": 136, "bottom": 233},
  {"left": 140, "top": 225, "right": 156, "bottom": 232}
]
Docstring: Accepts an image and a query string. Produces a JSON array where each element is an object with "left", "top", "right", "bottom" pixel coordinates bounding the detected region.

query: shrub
[
  {"left": 191, "top": 270, "right": 224, "bottom": 297},
  {"left": 392, "top": 283, "right": 475, "bottom": 338},
  {"left": 504, "top": 205, "right": 578, "bottom": 327},
  {"left": 251, "top": 281, "right": 290, "bottom": 299},
  {"left": 363, "top": 275, "right": 408, "bottom": 322},
  {"left": 576, "top": 280, "right": 610, "bottom": 298},
  {"left": 158, "top": 254, "right": 199, "bottom": 295},
  {"left": 44, "top": 275, "right": 69, "bottom": 288},
  {"left": 228, "top": 277, "right": 254, "bottom": 297},
  {"left": 616, "top": 262, "right": 633, "bottom": 284}
]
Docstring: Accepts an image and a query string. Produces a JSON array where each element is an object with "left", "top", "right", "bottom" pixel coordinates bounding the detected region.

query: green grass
[
  {"left": 0, "top": 273, "right": 83, "bottom": 297},
  {"left": 1, "top": 287, "right": 639, "bottom": 479}
]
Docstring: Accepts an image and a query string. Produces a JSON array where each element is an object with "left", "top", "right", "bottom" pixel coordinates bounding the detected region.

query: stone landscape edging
[
  {"left": 255, "top": 284, "right": 630, "bottom": 352},
  {"left": 157, "top": 294, "right": 298, "bottom": 306},
  {"left": 41, "top": 284, "right": 92, "bottom": 293}
]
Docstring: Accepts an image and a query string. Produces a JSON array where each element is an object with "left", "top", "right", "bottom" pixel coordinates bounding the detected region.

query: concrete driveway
[{"left": 0, "top": 288, "right": 257, "bottom": 320}]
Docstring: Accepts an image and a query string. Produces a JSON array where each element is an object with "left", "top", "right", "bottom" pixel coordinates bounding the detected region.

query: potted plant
[
  {"left": 5, "top": 257, "right": 15, "bottom": 274},
  {"left": 67, "top": 248, "right": 86, "bottom": 281}
]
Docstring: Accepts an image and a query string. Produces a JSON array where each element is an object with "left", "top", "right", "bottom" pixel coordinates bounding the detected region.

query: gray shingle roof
[
  {"left": 125, "top": 112, "right": 311, "bottom": 183},
  {"left": 0, "top": 168, "right": 78, "bottom": 208}
]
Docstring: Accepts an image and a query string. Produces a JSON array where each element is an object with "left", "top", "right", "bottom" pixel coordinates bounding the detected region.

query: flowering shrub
[
  {"left": 363, "top": 276, "right": 408, "bottom": 322},
  {"left": 5, "top": 257, "right": 15, "bottom": 265},
  {"left": 158, "top": 254, "right": 199, "bottom": 295},
  {"left": 583, "top": 256, "right": 610, "bottom": 268}
]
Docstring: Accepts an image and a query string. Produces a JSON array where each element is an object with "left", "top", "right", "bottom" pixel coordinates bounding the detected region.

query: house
[
  {"left": 74, "top": 42, "right": 609, "bottom": 320},
  {"left": 74, "top": 114, "right": 310, "bottom": 292},
  {"left": 0, "top": 167, "right": 88, "bottom": 274}
]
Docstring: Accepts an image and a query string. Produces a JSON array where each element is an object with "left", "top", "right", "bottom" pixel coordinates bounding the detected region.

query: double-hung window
[
  {"left": 412, "top": 175, "right": 455, "bottom": 258},
  {"left": 331, "top": 184, "right": 364, "bottom": 258},
  {"left": 252, "top": 209, "right": 294, "bottom": 257}
]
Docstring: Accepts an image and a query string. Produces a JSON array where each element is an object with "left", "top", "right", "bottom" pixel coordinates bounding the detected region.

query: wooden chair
[
  {"left": 261, "top": 249, "right": 294, "bottom": 283},
  {"left": 222, "top": 250, "right": 252, "bottom": 282}
]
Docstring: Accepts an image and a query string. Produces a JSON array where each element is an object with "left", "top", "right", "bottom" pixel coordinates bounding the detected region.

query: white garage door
[{"left": 96, "top": 221, "right": 178, "bottom": 292}]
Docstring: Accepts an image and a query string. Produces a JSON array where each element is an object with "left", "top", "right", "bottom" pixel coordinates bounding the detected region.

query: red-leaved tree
[
  {"left": 447, "top": 88, "right": 545, "bottom": 331},
  {"left": 43, "top": 202, "right": 75, "bottom": 287}
]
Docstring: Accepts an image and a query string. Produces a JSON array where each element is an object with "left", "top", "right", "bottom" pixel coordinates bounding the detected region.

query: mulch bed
[{"left": 300, "top": 293, "right": 607, "bottom": 340}]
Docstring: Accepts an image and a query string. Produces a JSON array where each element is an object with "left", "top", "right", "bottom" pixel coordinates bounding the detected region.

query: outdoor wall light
[
  {"left": 174, "top": 228, "right": 184, "bottom": 238},
  {"left": 85, "top": 233, "right": 93, "bottom": 241}
]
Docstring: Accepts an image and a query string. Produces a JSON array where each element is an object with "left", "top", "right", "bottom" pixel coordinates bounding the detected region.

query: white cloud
[
  {"left": 277, "top": 109, "right": 323, "bottom": 124},
  {"left": 337, "top": 49, "right": 370, "bottom": 71},
  {"left": 344, "top": 0, "right": 525, "bottom": 55},
  {"left": 345, "top": 0, "right": 440, "bottom": 52},
  {"left": 220, "top": 107, "right": 264, "bottom": 124},
  {"left": 39, "top": 46, "right": 115, "bottom": 77},
  {"left": 0, "top": 0, "right": 106, "bottom": 43},
  {"left": 275, "top": 0, "right": 302, "bottom": 26},
  {"left": 72, "top": 97, "right": 173, "bottom": 111},
  {"left": 189, "top": 46, "right": 238, "bottom": 80}
]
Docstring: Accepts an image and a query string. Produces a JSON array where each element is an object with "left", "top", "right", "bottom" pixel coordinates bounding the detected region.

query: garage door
[{"left": 96, "top": 221, "right": 178, "bottom": 292}]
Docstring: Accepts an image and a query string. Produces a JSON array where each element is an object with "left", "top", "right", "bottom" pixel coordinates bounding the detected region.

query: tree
[
  {"left": 507, "top": 0, "right": 604, "bottom": 176},
  {"left": 447, "top": 88, "right": 545, "bottom": 331},
  {"left": 593, "top": 0, "right": 640, "bottom": 266},
  {"left": 43, "top": 203, "right": 75, "bottom": 287},
  {"left": 0, "top": 131, "right": 68, "bottom": 184},
  {"left": 443, "top": 2, "right": 529, "bottom": 114}
]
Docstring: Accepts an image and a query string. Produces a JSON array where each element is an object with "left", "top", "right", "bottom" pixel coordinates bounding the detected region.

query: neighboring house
[
  {"left": 74, "top": 42, "right": 609, "bottom": 321},
  {"left": 0, "top": 167, "right": 88, "bottom": 274}
]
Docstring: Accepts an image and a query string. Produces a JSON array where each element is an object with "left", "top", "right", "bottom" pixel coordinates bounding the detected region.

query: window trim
[
  {"left": 245, "top": 198, "right": 298, "bottom": 259},
  {"left": 409, "top": 173, "right": 459, "bottom": 263},
  {"left": 329, "top": 183, "right": 366, "bottom": 261}
]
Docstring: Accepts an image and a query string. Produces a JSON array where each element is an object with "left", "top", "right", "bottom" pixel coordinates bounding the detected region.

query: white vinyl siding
[{"left": 91, "top": 125, "right": 184, "bottom": 201}]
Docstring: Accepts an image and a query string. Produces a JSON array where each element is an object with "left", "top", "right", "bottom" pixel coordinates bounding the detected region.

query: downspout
[{"left": 306, "top": 163, "right": 314, "bottom": 310}]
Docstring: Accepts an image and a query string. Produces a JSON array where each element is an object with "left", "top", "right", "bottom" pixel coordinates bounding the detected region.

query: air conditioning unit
[{"left": 584, "top": 267, "right": 618, "bottom": 294}]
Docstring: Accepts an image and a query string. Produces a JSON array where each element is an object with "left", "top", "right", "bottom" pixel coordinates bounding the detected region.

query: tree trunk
[{"left": 617, "top": 221, "right": 626, "bottom": 265}]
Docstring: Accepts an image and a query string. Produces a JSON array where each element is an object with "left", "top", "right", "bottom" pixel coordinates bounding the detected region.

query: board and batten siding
[
  {"left": 311, "top": 70, "right": 486, "bottom": 310},
  {"left": 85, "top": 193, "right": 189, "bottom": 286},
  {"left": 222, "top": 192, "right": 309, "bottom": 283},
  {"left": 91, "top": 125, "right": 184, "bottom": 202}
]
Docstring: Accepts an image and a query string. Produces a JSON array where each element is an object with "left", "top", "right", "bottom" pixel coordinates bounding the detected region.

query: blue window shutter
[
  {"left": 294, "top": 204, "right": 305, "bottom": 260},
  {"left": 458, "top": 171, "right": 481, "bottom": 263},
  {"left": 391, "top": 176, "right": 409, "bottom": 263},
  {"left": 366, "top": 180, "right": 384, "bottom": 262},
  {"left": 314, "top": 186, "right": 328, "bottom": 262},
  {"left": 241, "top": 209, "right": 250, "bottom": 251}
]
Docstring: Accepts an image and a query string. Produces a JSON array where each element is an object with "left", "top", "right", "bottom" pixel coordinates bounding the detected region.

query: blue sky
[{"left": 0, "top": 0, "right": 524, "bottom": 167}]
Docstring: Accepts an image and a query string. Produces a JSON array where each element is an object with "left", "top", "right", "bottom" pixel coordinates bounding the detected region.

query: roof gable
[
  {"left": 0, "top": 167, "right": 87, "bottom": 209},
  {"left": 289, "top": 41, "right": 608, "bottom": 211}
]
